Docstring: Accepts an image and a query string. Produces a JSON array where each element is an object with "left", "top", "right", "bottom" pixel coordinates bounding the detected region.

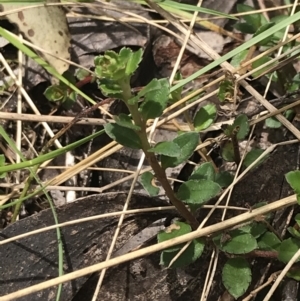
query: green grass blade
[
  {"left": 0, "top": 128, "right": 104, "bottom": 174},
  {"left": 162, "top": 0, "right": 237, "bottom": 19},
  {"left": 171, "top": 11, "right": 300, "bottom": 92},
  {"left": 131, "top": 0, "right": 237, "bottom": 19}
]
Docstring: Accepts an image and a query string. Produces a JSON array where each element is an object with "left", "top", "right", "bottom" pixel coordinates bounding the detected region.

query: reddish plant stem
[
  {"left": 120, "top": 76, "right": 199, "bottom": 230},
  {"left": 76, "top": 75, "right": 94, "bottom": 89},
  {"left": 144, "top": 149, "right": 199, "bottom": 230},
  {"left": 245, "top": 250, "right": 278, "bottom": 259}
]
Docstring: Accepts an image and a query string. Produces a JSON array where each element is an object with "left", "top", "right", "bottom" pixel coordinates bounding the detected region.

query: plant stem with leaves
[{"left": 118, "top": 78, "right": 199, "bottom": 230}]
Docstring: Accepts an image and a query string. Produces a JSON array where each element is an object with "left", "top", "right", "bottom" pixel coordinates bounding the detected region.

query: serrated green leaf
[
  {"left": 139, "top": 78, "right": 170, "bottom": 120},
  {"left": 161, "top": 132, "right": 198, "bottom": 168},
  {"left": 257, "top": 231, "right": 281, "bottom": 251},
  {"left": 140, "top": 171, "right": 159, "bottom": 196},
  {"left": 219, "top": 231, "right": 257, "bottom": 254},
  {"left": 126, "top": 48, "right": 143, "bottom": 76},
  {"left": 148, "top": 78, "right": 169, "bottom": 94},
  {"left": 114, "top": 113, "right": 141, "bottom": 131},
  {"left": 221, "top": 140, "right": 235, "bottom": 162},
  {"left": 278, "top": 238, "right": 300, "bottom": 263},
  {"left": 118, "top": 47, "right": 132, "bottom": 63},
  {"left": 243, "top": 149, "right": 266, "bottom": 168},
  {"left": 148, "top": 141, "right": 180, "bottom": 157},
  {"left": 95, "top": 52, "right": 121, "bottom": 79},
  {"left": 222, "top": 258, "right": 251, "bottom": 299},
  {"left": 137, "top": 78, "right": 163, "bottom": 98},
  {"left": 285, "top": 171, "right": 300, "bottom": 196},
  {"left": 177, "top": 179, "right": 221, "bottom": 205},
  {"left": 104, "top": 50, "right": 119, "bottom": 60},
  {"left": 158, "top": 221, "right": 191, "bottom": 253},
  {"left": 94, "top": 64, "right": 104, "bottom": 77},
  {"left": 160, "top": 237, "right": 205, "bottom": 268},
  {"left": 98, "top": 79, "right": 123, "bottom": 98},
  {"left": 189, "top": 162, "right": 215, "bottom": 181},
  {"left": 193, "top": 104, "right": 216, "bottom": 131},
  {"left": 95, "top": 47, "right": 138, "bottom": 82},
  {"left": 104, "top": 123, "right": 142, "bottom": 149},
  {"left": 215, "top": 171, "right": 233, "bottom": 188}
]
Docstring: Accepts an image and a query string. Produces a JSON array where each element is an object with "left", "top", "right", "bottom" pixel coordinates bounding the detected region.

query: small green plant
[
  {"left": 44, "top": 70, "right": 93, "bottom": 109},
  {"left": 211, "top": 171, "right": 300, "bottom": 299},
  {"left": 1, "top": 3, "right": 300, "bottom": 299},
  {"left": 76, "top": 46, "right": 294, "bottom": 298},
  {"left": 41, "top": 47, "right": 300, "bottom": 299}
]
